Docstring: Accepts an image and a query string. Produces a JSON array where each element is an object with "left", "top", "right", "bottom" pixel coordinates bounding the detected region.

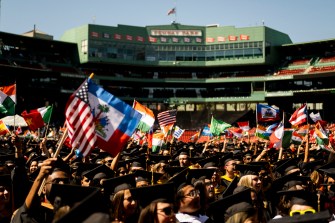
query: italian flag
[
  {"left": 21, "top": 106, "right": 53, "bottom": 131},
  {"left": 152, "top": 132, "right": 165, "bottom": 153},
  {"left": 133, "top": 100, "right": 155, "bottom": 133},
  {"left": 0, "top": 84, "right": 16, "bottom": 115}
]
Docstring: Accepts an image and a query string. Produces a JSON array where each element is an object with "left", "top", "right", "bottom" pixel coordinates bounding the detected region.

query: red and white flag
[
  {"left": 269, "top": 122, "right": 284, "bottom": 148},
  {"left": 237, "top": 121, "right": 250, "bottom": 131},
  {"left": 289, "top": 104, "right": 307, "bottom": 126},
  {"left": 167, "top": 7, "right": 176, "bottom": 15},
  {"left": 157, "top": 109, "right": 177, "bottom": 127}
]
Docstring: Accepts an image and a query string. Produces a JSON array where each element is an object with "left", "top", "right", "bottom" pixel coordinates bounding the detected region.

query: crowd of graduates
[{"left": 1, "top": 126, "right": 335, "bottom": 223}]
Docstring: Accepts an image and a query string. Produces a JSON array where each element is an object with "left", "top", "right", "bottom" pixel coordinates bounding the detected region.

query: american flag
[
  {"left": 157, "top": 109, "right": 177, "bottom": 127},
  {"left": 65, "top": 80, "right": 97, "bottom": 157}
]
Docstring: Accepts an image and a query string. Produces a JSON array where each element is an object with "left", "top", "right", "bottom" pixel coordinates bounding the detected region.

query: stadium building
[{"left": 1, "top": 23, "right": 335, "bottom": 129}]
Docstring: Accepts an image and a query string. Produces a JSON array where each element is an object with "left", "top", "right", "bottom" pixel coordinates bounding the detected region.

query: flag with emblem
[
  {"left": 21, "top": 106, "right": 53, "bottom": 131},
  {"left": 66, "top": 78, "right": 142, "bottom": 157},
  {"left": 210, "top": 116, "right": 231, "bottom": 136}
]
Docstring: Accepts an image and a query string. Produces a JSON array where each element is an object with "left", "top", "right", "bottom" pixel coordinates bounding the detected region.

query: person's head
[
  {"left": 238, "top": 175, "right": 262, "bottom": 192},
  {"left": 176, "top": 184, "right": 201, "bottom": 213},
  {"left": 130, "top": 162, "right": 144, "bottom": 172},
  {"left": 178, "top": 152, "right": 190, "bottom": 167},
  {"left": 243, "top": 154, "right": 253, "bottom": 164},
  {"left": 111, "top": 188, "right": 138, "bottom": 221},
  {"left": 224, "top": 159, "right": 236, "bottom": 175},
  {"left": 225, "top": 208, "right": 257, "bottom": 223},
  {"left": 136, "top": 177, "right": 150, "bottom": 187},
  {"left": 116, "top": 166, "right": 127, "bottom": 176},
  {"left": 138, "top": 198, "right": 176, "bottom": 223},
  {"left": 29, "top": 160, "right": 38, "bottom": 173},
  {"left": 81, "top": 175, "right": 91, "bottom": 187},
  {"left": 162, "top": 150, "right": 170, "bottom": 156},
  {"left": 204, "top": 178, "right": 215, "bottom": 201},
  {"left": 45, "top": 169, "right": 70, "bottom": 200},
  {"left": 0, "top": 184, "right": 10, "bottom": 211}
]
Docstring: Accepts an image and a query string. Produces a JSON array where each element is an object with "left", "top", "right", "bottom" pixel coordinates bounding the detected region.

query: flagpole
[
  {"left": 37, "top": 127, "right": 68, "bottom": 196},
  {"left": 44, "top": 105, "right": 53, "bottom": 138}
]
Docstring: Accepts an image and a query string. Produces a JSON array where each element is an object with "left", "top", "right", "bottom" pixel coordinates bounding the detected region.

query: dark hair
[{"left": 138, "top": 199, "right": 170, "bottom": 223}]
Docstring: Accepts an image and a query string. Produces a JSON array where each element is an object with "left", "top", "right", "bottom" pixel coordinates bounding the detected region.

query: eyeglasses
[
  {"left": 184, "top": 190, "right": 200, "bottom": 198},
  {"left": 157, "top": 206, "right": 174, "bottom": 216},
  {"left": 289, "top": 208, "right": 316, "bottom": 216}
]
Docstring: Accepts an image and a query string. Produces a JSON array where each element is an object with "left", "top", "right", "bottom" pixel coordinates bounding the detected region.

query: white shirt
[{"left": 176, "top": 212, "right": 209, "bottom": 223}]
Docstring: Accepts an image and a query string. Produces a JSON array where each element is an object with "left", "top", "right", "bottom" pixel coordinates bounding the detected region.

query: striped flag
[
  {"left": 133, "top": 100, "right": 155, "bottom": 133},
  {"left": 0, "top": 84, "right": 16, "bottom": 115},
  {"left": 314, "top": 122, "right": 329, "bottom": 146},
  {"left": 167, "top": 7, "right": 176, "bottom": 15},
  {"left": 152, "top": 132, "right": 165, "bottom": 152},
  {"left": 269, "top": 122, "right": 284, "bottom": 148},
  {"left": 157, "top": 109, "right": 177, "bottom": 127},
  {"left": 289, "top": 104, "right": 307, "bottom": 126},
  {"left": 65, "top": 79, "right": 97, "bottom": 157},
  {"left": 173, "top": 126, "right": 185, "bottom": 139}
]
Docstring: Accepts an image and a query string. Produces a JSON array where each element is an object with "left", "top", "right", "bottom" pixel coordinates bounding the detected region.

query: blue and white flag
[{"left": 173, "top": 126, "right": 185, "bottom": 139}]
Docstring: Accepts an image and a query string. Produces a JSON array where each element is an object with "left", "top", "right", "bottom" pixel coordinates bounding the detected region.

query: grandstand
[{"left": 1, "top": 23, "right": 335, "bottom": 129}]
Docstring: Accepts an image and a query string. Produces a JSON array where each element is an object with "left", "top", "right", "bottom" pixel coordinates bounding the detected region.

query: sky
[{"left": 2, "top": 0, "right": 335, "bottom": 43}]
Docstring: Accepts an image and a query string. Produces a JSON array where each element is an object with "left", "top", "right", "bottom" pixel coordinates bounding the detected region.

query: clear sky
[{"left": 2, "top": 0, "right": 335, "bottom": 43}]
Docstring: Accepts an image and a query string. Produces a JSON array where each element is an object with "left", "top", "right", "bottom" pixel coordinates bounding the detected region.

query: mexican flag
[
  {"left": 21, "top": 106, "right": 53, "bottom": 131},
  {"left": 133, "top": 100, "right": 155, "bottom": 133},
  {"left": 0, "top": 84, "right": 16, "bottom": 115}
]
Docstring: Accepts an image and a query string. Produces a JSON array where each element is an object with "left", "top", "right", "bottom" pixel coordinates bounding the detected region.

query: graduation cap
[
  {"left": 220, "top": 152, "right": 234, "bottom": 166},
  {"left": 82, "top": 164, "right": 115, "bottom": 181},
  {"left": 74, "top": 163, "right": 103, "bottom": 177},
  {"left": 49, "top": 183, "right": 99, "bottom": 206},
  {"left": 52, "top": 184, "right": 109, "bottom": 223},
  {"left": 268, "top": 210, "right": 331, "bottom": 223},
  {"left": 163, "top": 166, "right": 187, "bottom": 178},
  {"left": 196, "top": 155, "right": 221, "bottom": 168},
  {"left": 207, "top": 186, "right": 253, "bottom": 222},
  {"left": 130, "top": 182, "right": 175, "bottom": 208},
  {"left": 276, "top": 189, "right": 318, "bottom": 209},
  {"left": 166, "top": 167, "right": 189, "bottom": 191},
  {"left": 186, "top": 168, "right": 216, "bottom": 184},
  {"left": 102, "top": 174, "right": 136, "bottom": 195},
  {"left": 318, "top": 167, "right": 335, "bottom": 179},
  {"left": 133, "top": 169, "right": 164, "bottom": 185},
  {"left": 274, "top": 157, "right": 301, "bottom": 176},
  {"left": 235, "top": 164, "right": 263, "bottom": 176},
  {"left": 271, "top": 171, "right": 310, "bottom": 192}
]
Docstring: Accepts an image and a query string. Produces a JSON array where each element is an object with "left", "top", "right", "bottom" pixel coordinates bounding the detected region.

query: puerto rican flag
[{"left": 289, "top": 104, "right": 307, "bottom": 126}]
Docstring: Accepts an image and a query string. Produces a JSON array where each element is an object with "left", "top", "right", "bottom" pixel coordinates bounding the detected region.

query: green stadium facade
[{"left": 1, "top": 23, "right": 335, "bottom": 129}]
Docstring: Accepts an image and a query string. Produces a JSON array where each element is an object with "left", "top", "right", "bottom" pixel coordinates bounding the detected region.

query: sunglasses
[
  {"left": 158, "top": 206, "right": 174, "bottom": 216},
  {"left": 289, "top": 208, "right": 316, "bottom": 216}
]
